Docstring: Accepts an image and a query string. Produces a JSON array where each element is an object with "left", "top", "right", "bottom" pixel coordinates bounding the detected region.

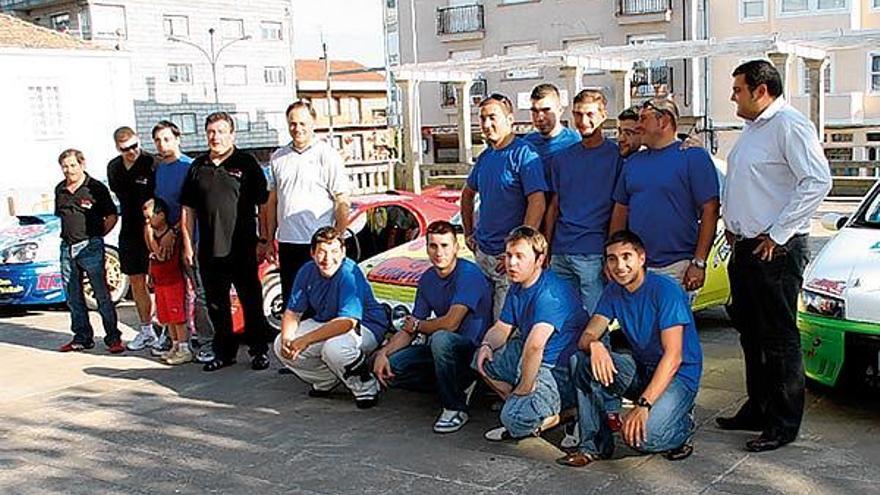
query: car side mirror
[{"left": 820, "top": 213, "right": 847, "bottom": 232}]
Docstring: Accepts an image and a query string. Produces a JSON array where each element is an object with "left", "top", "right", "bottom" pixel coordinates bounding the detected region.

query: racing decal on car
[
  {"left": 0, "top": 279, "right": 25, "bottom": 295},
  {"left": 805, "top": 277, "right": 846, "bottom": 297},
  {"left": 366, "top": 257, "right": 433, "bottom": 287},
  {"left": 36, "top": 274, "right": 64, "bottom": 291}
]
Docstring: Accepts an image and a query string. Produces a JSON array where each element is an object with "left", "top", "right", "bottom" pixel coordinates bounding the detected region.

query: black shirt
[
  {"left": 180, "top": 147, "right": 268, "bottom": 258},
  {"left": 107, "top": 152, "right": 155, "bottom": 236},
  {"left": 54, "top": 174, "right": 117, "bottom": 244}
]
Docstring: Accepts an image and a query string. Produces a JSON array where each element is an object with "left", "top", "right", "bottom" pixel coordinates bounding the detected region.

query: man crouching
[{"left": 274, "top": 226, "right": 390, "bottom": 408}]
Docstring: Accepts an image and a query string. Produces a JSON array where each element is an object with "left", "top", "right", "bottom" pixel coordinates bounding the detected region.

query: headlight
[
  {"left": 801, "top": 290, "right": 845, "bottom": 319},
  {"left": 1, "top": 243, "right": 39, "bottom": 264},
  {"left": 390, "top": 304, "right": 411, "bottom": 332}
]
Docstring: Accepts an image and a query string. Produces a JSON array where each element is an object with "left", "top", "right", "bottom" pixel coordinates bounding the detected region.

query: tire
[
  {"left": 83, "top": 246, "right": 130, "bottom": 310},
  {"left": 261, "top": 271, "right": 284, "bottom": 331}
]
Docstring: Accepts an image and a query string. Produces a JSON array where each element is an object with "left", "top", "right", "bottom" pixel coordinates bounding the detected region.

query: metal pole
[
  {"left": 408, "top": 0, "right": 420, "bottom": 190},
  {"left": 209, "top": 28, "right": 219, "bottom": 105},
  {"left": 323, "top": 40, "right": 334, "bottom": 140}
]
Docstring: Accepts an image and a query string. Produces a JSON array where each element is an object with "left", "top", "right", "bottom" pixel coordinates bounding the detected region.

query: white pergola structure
[{"left": 391, "top": 29, "right": 880, "bottom": 193}]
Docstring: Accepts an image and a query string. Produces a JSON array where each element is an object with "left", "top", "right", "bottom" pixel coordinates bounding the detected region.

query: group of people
[{"left": 54, "top": 59, "right": 832, "bottom": 467}]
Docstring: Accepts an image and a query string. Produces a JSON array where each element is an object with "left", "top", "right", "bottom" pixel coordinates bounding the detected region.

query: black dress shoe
[
  {"left": 308, "top": 387, "right": 333, "bottom": 398},
  {"left": 355, "top": 396, "right": 378, "bottom": 409},
  {"left": 715, "top": 415, "right": 764, "bottom": 432},
  {"left": 251, "top": 353, "right": 270, "bottom": 370},
  {"left": 745, "top": 436, "right": 788, "bottom": 452},
  {"left": 203, "top": 358, "right": 235, "bottom": 372}
]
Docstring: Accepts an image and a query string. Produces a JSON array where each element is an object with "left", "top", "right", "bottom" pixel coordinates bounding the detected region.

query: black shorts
[{"left": 118, "top": 230, "right": 149, "bottom": 275}]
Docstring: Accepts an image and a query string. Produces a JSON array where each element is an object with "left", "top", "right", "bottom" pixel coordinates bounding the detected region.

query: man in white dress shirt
[{"left": 718, "top": 60, "right": 831, "bottom": 452}]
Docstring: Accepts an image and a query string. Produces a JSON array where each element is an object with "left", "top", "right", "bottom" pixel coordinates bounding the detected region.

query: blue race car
[{"left": 0, "top": 214, "right": 128, "bottom": 308}]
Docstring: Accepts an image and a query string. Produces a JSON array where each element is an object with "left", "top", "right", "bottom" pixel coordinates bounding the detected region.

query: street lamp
[{"left": 167, "top": 28, "right": 251, "bottom": 106}]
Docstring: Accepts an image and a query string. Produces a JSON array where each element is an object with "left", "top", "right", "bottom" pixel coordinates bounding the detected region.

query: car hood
[
  {"left": 805, "top": 227, "right": 880, "bottom": 324},
  {"left": 0, "top": 215, "right": 59, "bottom": 251},
  {"left": 359, "top": 234, "right": 472, "bottom": 287}
]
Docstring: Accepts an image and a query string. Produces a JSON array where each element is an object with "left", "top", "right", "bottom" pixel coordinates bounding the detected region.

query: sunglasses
[
  {"left": 119, "top": 142, "right": 139, "bottom": 153},
  {"left": 641, "top": 100, "right": 677, "bottom": 122}
]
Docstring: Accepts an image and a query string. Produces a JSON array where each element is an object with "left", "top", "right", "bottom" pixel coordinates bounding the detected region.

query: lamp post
[{"left": 168, "top": 28, "right": 251, "bottom": 106}]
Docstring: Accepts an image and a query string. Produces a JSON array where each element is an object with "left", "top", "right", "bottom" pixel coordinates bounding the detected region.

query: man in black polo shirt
[
  {"left": 54, "top": 149, "right": 124, "bottom": 353},
  {"left": 180, "top": 112, "right": 271, "bottom": 372},
  {"left": 106, "top": 126, "right": 159, "bottom": 351}
]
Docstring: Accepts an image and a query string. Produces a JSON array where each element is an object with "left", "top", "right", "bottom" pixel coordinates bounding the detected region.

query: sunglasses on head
[
  {"left": 641, "top": 100, "right": 676, "bottom": 121},
  {"left": 119, "top": 142, "right": 139, "bottom": 153}
]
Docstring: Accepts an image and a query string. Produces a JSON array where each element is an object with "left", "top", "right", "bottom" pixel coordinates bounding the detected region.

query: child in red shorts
[{"left": 143, "top": 198, "right": 191, "bottom": 365}]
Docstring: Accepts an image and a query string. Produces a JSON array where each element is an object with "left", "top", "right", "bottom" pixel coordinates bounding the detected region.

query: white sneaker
[
  {"left": 126, "top": 329, "right": 157, "bottom": 351},
  {"left": 434, "top": 409, "right": 469, "bottom": 434},
  {"left": 561, "top": 422, "right": 580, "bottom": 449},
  {"left": 150, "top": 330, "right": 172, "bottom": 356},
  {"left": 484, "top": 426, "right": 512, "bottom": 442},
  {"left": 164, "top": 347, "right": 193, "bottom": 365},
  {"left": 194, "top": 347, "right": 215, "bottom": 363}
]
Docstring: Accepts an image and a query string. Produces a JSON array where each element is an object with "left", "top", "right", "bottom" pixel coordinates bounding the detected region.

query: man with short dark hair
[
  {"left": 107, "top": 126, "right": 157, "bottom": 351},
  {"left": 373, "top": 220, "right": 493, "bottom": 433},
  {"left": 557, "top": 230, "right": 702, "bottom": 467},
  {"left": 616, "top": 107, "right": 642, "bottom": 158},
  {"left": 461, "top": 93, "right": 548, "bottom": 318},
  {"left": 717, "top": 60, "right": 831, "bottom": 452},
  {"left": 274, "top": 227, "right": 390, "bottom": 408},
  {"left": 55, "top": 149, "right": 123, "bottom": 353},
  {"left": 522, "top": 83, "right": 580, "bottom": 172},
  {"left": 180, "top": 111, "right": 271, "bottom": 372}
]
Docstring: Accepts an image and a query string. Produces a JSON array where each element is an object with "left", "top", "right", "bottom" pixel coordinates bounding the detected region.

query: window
[
  {"left": 349, "top": 135, "right": 364, "bottom": 161},
  {"left": 91, "top": 4, "right": 126, "bottom": 39},
  {"left": 169, "top": 113, "right": 197, "bottom": 134},
  {"left": 263, "top": 66, "right": 285, "bottom": 85},
  {"left": 224, "top": 65, "right": 247, "bottom": 85},
  {"left": 740, "top": 0, "right": 765, "bottom": 20},
  {"left": 628, "top": 34, "right": 669, "bottom": 97},
  {"left": 231, "top": 112, "right": 250, "bottom": 132},
  {"left": 168, "top": 64, "right": 192, "bottom": 84},
  {"left": 264, "top": 111, "right": 287, "bottom": 133},
  {"left": 874, "top": 0, "right": 880, "bottom": 9},
  {"left": 504, "top": 43, "right": 539, "bottom": 79},
  {"left": 50, "top": 13, "right": 70, "bottom": 32},
  {"left": 260, "top": 21, "right": 282, "bottom": 41},
  {"left": 800, "top": 59, "right": 832, "bottom": 95},
  {"left": 347, "top": 97, "right": 362, "bottom": 124},
  {"left": 780, "top": 0, "right": 847, "bottom": 14},
  {"left": 28, "top": 85, "right": 62, "bottom": 138},
  {"left": 220, "top": 18, "right": 244, "bottom": 39},
  {"left": 330, "top": 97, "right": 341, "bottom": 116},
  {"left": 870, "top": 54, "right": 880, "bottom": 93},
  {"left": 163, "top": 15, "right": 189, "bottom": 37}
]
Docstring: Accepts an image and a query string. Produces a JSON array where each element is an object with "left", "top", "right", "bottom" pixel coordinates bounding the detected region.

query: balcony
[
  {"left": 440, "top": 79, "right": 488, "bottom": 108},
  {"left": 617, "top": 0, "right": 672, "bottom": 24},
  {"left": 436, "top": 4, "right": 484, "bottom": 42},
  {"left": 0, "top": 0, "right": 67, "bottom": 10},
  {"left": 631, "top": 65, "right": 673, "bottom": 98}
]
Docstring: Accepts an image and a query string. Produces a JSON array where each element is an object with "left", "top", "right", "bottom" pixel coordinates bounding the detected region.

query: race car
[
  {"left": 799, "top": 181, "right": 880, "bottom": 388},
  {"left": 0, "top": 214, "right": 128, "bottom": 308}
]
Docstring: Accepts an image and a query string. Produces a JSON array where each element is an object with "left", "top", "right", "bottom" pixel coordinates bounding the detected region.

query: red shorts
[{"left": 155, "top": 280, "right": 186, "bottom": 324}]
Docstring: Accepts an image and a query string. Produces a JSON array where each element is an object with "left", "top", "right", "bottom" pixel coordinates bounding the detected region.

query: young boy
[{"left": 143, "top": 198, "right": 191, "bottom": 364}]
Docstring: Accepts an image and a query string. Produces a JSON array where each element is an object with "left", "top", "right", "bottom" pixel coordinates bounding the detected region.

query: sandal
[
  {"left": 203, "top": 358, "right": 235, "bottom": 372},
  {"left": 663, "top": 442, "right": 694, "bottom": 461},
  {"left": 555, "top": 452, "right": 599, "bottom": 468}
]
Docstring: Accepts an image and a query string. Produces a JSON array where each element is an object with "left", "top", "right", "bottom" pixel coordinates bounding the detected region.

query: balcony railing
[
  {"left": 441, "top": 79, "right": 488, "bottom": 108},
  {"left": 631, "top": 65, "right": 673, "bottom": 97},
  {"left": 619, "top": 0, "right": 671, "bottom": 15},
  {"left": 436, "top": 4, "right": 484, "bottom": 35}
]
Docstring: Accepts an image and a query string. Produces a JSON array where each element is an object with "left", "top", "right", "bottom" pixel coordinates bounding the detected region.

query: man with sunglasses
[
  {"left": 107, "top": 126, "right": 159, "bottom": 351},
  {"left": 461, "top": 93, "right": 548, "bottom": 318},
  {"left": 609, "top": 98, "right": 719, "bottom": 294}
]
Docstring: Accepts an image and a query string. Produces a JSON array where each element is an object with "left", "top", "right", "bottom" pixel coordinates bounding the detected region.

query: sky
[{"left": 292, "top": 0, "right": 386, "bottom": 67}]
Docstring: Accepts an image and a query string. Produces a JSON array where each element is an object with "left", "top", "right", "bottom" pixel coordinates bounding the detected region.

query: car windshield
[{"left": 851, "top": 184, "right": 880, "bottom": 229}]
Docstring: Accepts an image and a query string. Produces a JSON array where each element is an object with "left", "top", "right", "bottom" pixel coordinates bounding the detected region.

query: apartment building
[
  {"left": 388, "top": 0, "right": 708, "bottom": 164},
  {"left": 1, "top": 0, "right": 296, "bottom": 156},
  {"left": 708, "top": 0, "right": 880, "bottom": 160}
]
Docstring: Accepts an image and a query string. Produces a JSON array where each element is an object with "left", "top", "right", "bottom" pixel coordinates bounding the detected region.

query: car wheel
[
  {"left": 261, "top": 271, "right": 284, "bottom": 331},
  {"left": 84, "top": 246, "right": 130, "bottom": 310}
]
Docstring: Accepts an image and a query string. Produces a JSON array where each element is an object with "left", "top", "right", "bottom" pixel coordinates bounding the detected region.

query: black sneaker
[
  {"left": 308, "top": 387, "right": 333, "bottom": 398},
  {"left": 355, "top": 396, "right": 378, "bottom": 409},
  {"left": 251, "top": 353, "right": 270, "bottom": 371}
]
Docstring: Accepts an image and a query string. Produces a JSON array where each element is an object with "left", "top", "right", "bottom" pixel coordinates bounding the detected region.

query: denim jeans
[
  {"left": 571, "top": 350, "right": 696, "bottom": 457},
  {"left": 478, "top": 337, "right": 567, "bottom": 438},
  {"left": 183, "top": 258, "right": 213, "bottom": 346},
  {"left": 387, "top": 330, "right": 477, "bottom": 411},
  {"left": 473, "top": 246, "right": 509, "bottom": 320},
  {"left": 550, "top": 253, "right": 605, "bottom": 315},
  {"left": 60, "top": 238, "right": 120, "bottom": 345}
]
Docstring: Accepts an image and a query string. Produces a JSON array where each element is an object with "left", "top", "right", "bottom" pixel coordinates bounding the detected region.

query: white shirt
[
  {"left": 724, "top": 97, "right": 832, "bottom": 244},
  {"left": 266, "top": 139, "right": 349, "bottom": 244}
]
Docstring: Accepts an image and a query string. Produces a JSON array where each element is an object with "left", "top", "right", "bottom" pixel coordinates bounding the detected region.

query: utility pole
[
  {"left": 323, "top": 37, "right": 334, "bottom": 140},
  {"left": 168, "top": 28, "right": 251, "bottom": 107}
]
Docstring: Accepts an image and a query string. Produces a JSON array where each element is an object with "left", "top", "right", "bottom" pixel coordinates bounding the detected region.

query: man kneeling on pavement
[
  {"left": 373, "top": 220, "right": 493, "bottom": 433},
  {"left": 557, "top": 230, "right": 702, "bottom": 467},
  {"left": 274, "top": 227, "right": 390, "bottom": 408},
  {"left": 475, "top": 226, "right": 585, "bottom": 441}
]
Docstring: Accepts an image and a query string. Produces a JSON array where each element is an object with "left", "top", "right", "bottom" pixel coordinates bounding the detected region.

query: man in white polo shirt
[{"left": 263, "top": 101, "right": 351, "bottom": 308}]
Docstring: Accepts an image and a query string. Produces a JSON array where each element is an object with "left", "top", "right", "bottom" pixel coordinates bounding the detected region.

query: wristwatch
[
  {"left": 690, "top": 257, "right": 707, "bottom": 269},
  {"left": 636, "top": 396, "right": 653, "bottom": 410}
]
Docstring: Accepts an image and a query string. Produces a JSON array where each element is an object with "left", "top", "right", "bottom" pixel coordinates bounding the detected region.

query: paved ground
[{"left": 1, "top": 206, "right": 878, "bottom": 495}]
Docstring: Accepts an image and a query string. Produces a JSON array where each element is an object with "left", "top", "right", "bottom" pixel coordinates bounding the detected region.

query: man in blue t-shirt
[
  {"left": 462, "top": 93, "right": 548, "bottom": 318},
  {"left": 274, "top": 227, "right": 390, "bottom": 408},
  {"left": 373, "top": 221, "right": 493, "bottom": 433},
  {"left": 609, "top": 98, "right": 719, "bottom": 294},
  {"left": 474, "top": 226, "right": 587, "bottom": 441},
  {"left": 557, "top": 230, "right": 702, "bottom": 467},
  {"left": 521, "top": 83, "right": 581, "bottom": 180}
]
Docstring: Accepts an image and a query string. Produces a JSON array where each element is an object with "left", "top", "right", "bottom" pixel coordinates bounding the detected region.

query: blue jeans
[
  {"left": 550, "top": 253, "right": 605, "bottom": 315},
  {"left": 478, "top": 337, "right": 568, "bottom": 438},
  {"left": 60, "top": 238, "right": 120, "bottom": 345},
  {"left": 388, "top": 330, "right": 476, "bottom": 411},
  {"left": 572, "top": 350, "right": 696, "bottom": 457}
]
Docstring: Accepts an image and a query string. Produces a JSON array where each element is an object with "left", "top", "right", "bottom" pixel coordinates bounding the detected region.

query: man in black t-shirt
[
  {"left": 180, "top": 112, "right": 271, "bottom": 372},
  {"left": 54, "top": 149, "right": 123, "bottom": 353},
  {"left": 107, "top": 126, "right": 158, "bottom": 351}
]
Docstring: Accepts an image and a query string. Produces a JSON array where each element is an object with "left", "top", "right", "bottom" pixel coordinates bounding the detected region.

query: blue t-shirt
[
  {"left": 523, "top": 127, "right": 581, "bottom": 179},
  {"left": 413, "top": 259, "right": 493, "bottom": 346},
  {"left": 287, "top": 258, "right": 390, "bottom": 342},
  {"left": 594, "top": 272, "right": 703, "bottom": 392},
  {"left": 466, "top": 137, "right": 548, "bottom": 256},
  {"left": 154, "top": 155, "right": 193, "bottom": 225},
  {"left": 549, "top": 139, "right": 623, "bottom": 255},
  {"left": 612, "top": 141, "right": 719, "bottom": 267},
  {"left": 500, "top": 270, "right": 588, "bottom": 367}
]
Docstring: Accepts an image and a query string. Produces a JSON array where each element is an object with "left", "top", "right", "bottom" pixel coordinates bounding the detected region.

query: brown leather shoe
[{"left": 555, "top": 452, "right": 598, "bottom": 468}]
